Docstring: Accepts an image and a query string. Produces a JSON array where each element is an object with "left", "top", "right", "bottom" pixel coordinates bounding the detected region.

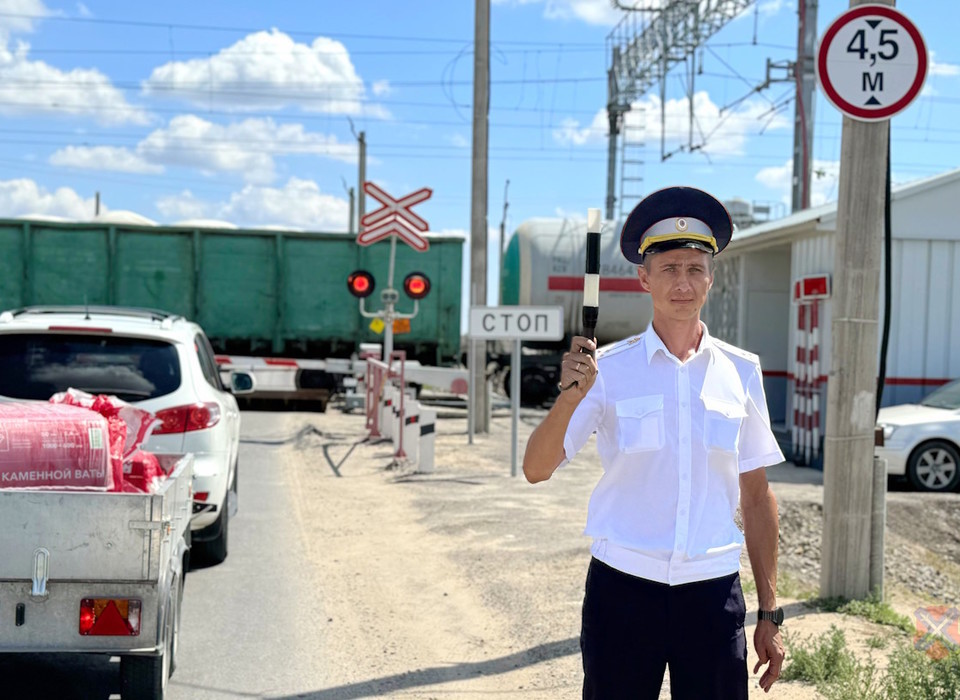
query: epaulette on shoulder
[
  {"left": 597, "top": 334, "right": 643, "bottom": 361},
  {"left": 711, "top": 337, "right": 759, "bottom": 364}
]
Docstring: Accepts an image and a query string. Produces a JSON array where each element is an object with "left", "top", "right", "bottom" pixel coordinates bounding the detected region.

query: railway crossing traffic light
[{"left": 347, "top": 270, "right": 375, "bottom": 298}]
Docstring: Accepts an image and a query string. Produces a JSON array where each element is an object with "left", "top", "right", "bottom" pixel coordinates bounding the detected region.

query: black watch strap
[{"left": 758, "top": 607, "right": 784, "bottom": 626}]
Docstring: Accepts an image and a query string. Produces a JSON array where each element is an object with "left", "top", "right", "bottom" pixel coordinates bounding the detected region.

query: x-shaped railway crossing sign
[
  {"left": 358, "top": 182, "right": 431, "bottom": 252},
  {"left": 914, "top": 606, "right": 960, "bottom": 651}
]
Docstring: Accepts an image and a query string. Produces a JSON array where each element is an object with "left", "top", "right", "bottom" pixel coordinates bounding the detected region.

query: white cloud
[
  {"left": 757, "top": 0, "right": 791, "bottom": 18},
  {"left": 493, "top": 0, "right": 626, "bottom": 25},
  {"left": 143, "top": 29, "right": 387, "bottom": 117},
  {"left": 0, "top": 0, "right": 149, "bottom": 125},
  {"left": 929, "top": 51, "right": 959, "bottom": 78},
  {"left": 49, "top": 145, "right": 163, "bottom": 174},
  {"left": 154, "top": 190, "right": 207, "bottom": 221},
  {"left": 372, "top": 79, "right": 392, "bottom": 96},
  {"left": 755, "top": 158, "right": 841, "bottom": 207},
  {"left": 501, "top": 0, "right": 753, "bottom": 26},
  {"left": 552, "top": 113, "right": 606, "bottom": 146},
  {"left": 52, "top": 115, "right": 356, "bottom": 183},
  {"left": 75, "top": 2, "right": 91, "bottom": 17},
  {"left": 157, "top": 178, "right": 350, "bottom": 230},
  {"left": 0, "top": 0, "right": 51, "bottom": 41},
  {"left": 0, "top": 178, "right": 99, "bottom": 219},
  {"left": 544, "top": 0, "right": 624, "bottom": 25},
  {"left": 447, "top": 133, "right": 469, "bottom": 148},
  {"left": 554, "top": 91, "right": 789, "bottom": 157}
]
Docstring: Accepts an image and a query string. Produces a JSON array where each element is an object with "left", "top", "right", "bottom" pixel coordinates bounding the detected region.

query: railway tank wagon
[{"left": 499, "top": 217, "right": 653, "bottom": 404}]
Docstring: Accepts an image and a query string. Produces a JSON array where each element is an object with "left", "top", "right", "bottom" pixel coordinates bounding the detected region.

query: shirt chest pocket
[
  {"left": 702, "top": 396, "right": 747, "bottom": 453},
  {"left": 615, "top": 395, "right": 665, "bottom": 453}
]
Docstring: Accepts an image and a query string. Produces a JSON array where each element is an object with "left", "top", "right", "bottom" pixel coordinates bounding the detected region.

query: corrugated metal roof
[{"left": 730, "top": 167, "right": 960, "bottom": 251}]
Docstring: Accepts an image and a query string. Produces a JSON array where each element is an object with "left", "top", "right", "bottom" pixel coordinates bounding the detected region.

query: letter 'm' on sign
[{"left": 862, "top": 72, "right": 884, "bottom": 91}]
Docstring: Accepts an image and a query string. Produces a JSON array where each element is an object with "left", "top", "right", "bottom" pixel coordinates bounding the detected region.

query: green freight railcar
[{"left": 0, "top": 219, "right": 464, "bottom": 364}]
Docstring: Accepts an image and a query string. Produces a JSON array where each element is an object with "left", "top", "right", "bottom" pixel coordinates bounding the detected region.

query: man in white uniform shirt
[{"left": 523, "top": 187, "right": 785, "bottom": 699}]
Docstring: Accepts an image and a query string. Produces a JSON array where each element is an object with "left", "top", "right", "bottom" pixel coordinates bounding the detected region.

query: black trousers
[{"left": 580, "top": 558, "right": 748, "bottom": 700}]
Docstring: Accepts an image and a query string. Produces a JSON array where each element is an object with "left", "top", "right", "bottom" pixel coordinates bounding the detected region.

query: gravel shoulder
[{"left": 261, "top": 399, "right": 960, "bottom": 700}]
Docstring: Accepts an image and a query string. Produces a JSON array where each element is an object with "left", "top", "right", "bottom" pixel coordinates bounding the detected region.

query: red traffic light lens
[
  {"left": 347, "top": 270, "right": 375, "bottom": 298},
  {"left": 403, "top": 272, "right": 431, "bottom": 300}
]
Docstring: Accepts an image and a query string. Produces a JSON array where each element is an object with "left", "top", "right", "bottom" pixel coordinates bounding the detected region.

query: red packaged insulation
[
  {"left": 50, "top": 390, "right": 160, "bottom": 493},
  {"left": 0, "top": 403, "right": 112, "bottom": 490},
  {"left": 0, "top": 390, "right": 163, "bottom": 493}
]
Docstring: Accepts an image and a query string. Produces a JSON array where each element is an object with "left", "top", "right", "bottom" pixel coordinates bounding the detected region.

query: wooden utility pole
[
  {"left": 820, "top": 0, "right": 893, "bottom": 600},
  {"left": 470, "top": 0, "right": 490, "bottom": 432}
]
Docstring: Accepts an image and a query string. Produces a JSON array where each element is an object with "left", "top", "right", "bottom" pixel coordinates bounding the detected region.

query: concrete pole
[
  {"left": 605, "top": 48, "right": 622, "bottom": 221},
  {"left": 605, "top": 107, "right": 620, "bottom": 221},
  {"left": 499, "top": 179, "right": 509, "bottom": 305},
  {"left": 358, "top": 131, "right": 367, "bottom": 224},
  {"left": 791, "top": 0, "right": 818, "bottom": 212},
  {"left": 470, "top": 0, "right": 490, "bottom": 433},
  {"left": 820, "top": 0, "right": 893, "bottom": 600},
  {"left": 348, "top": 187, "right": 355, "bottom": 234}
]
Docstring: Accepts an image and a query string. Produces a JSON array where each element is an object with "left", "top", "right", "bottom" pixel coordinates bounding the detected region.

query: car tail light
[
  {"left": 193, "top": 491, "right": 209, "bottom": 502},
  {"left": 153, "top": 402, "right": 221, "bottom": 434},
  {"left": 79, "top": 598, "right": 141, "bottom": 636}
]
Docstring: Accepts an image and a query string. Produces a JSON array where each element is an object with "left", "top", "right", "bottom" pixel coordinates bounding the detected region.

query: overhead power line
[
  {"left": 25, "top": 45, "right": 605, "bottom": 57},
  {"left": 0, "top": 11, "right": 599, "bottom": 47}
]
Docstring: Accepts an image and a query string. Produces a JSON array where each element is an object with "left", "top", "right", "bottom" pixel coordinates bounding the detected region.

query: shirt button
[
  {"left": 679, "top": 509, "right": 687, "bottom": 516},
  {"left": 681, "top": 473, "right": 689, "bottom": 481}
]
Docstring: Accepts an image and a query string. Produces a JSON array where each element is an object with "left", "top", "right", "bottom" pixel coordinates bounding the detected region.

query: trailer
[{"left": 0, "top": 454, "right": 194, "bottom": 700}]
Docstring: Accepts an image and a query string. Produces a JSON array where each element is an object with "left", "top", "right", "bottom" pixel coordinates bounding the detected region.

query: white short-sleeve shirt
[{"left": 563, "top": 323, "right": 784, "bottom": 585}]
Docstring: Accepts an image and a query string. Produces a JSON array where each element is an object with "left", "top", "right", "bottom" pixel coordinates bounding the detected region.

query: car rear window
[{"left": 0, "top": 333, "right": 181, "bottom": 402}]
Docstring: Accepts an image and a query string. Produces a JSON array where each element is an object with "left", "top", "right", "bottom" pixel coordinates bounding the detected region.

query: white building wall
[{"left": 885, "top": 238, "right": 960, "bottom": 405}]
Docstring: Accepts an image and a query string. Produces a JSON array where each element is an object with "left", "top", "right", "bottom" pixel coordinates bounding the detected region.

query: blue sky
[{"left": 0, "top": 0, "right": 957, "bottom": 303}]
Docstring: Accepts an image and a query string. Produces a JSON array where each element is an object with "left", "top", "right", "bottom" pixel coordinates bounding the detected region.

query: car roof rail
[{"left": 6, "top": 306, "right": 185, "bottom": 324}]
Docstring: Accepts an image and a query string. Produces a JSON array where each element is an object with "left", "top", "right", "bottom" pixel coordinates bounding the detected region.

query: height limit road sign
[
  {"left": 816, "top": 5, "right": 927, "bottom": 122},
  {"left": 359, "top": 182, "right": 431, "bottom": 252}
]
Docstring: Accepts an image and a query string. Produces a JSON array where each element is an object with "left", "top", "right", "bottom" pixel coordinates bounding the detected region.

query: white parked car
[
  {"left": 876, "top": 379, "right": 960, "bottom": 493},
  {"left": 0, "top": 306, "right": 251, "bottom": 565}
]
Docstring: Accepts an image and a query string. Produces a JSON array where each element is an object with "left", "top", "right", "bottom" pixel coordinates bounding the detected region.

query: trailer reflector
[{"left": 79, "top": 598, "right": 141, "bottom": 636}]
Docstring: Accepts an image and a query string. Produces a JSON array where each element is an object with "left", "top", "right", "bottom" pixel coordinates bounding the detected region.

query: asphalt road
[{"left": 0, "top": 412, "right": 334, "bottom": 700}]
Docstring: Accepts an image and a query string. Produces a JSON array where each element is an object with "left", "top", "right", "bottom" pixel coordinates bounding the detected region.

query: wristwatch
[{"left": 758, "top": 607, "right": 784, "bottom": 626}]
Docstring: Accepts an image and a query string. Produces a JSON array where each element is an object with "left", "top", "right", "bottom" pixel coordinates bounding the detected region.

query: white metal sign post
[
  {"left": 469, "top": 306, "right": 564, "bottom": 476},
  {"left": 816, "top": 4, "right": 927, "bottom": 122}
]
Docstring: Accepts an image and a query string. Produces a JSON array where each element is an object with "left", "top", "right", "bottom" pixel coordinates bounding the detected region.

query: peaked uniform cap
[{"left": 620, "top": 186, "right": 733, "bottom": 265}]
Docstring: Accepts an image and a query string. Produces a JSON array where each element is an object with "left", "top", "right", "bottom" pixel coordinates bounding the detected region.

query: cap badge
[{"left": 676, "top": 218, "right": 688, "bottom": 232}]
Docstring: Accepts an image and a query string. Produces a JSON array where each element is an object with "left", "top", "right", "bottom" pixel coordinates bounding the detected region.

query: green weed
[
  {"left": 782, "top": 626, "right": 960, "bottom": 700},
  {"left": 809, "top": 591, "right": 914, "bottom": 634}
]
